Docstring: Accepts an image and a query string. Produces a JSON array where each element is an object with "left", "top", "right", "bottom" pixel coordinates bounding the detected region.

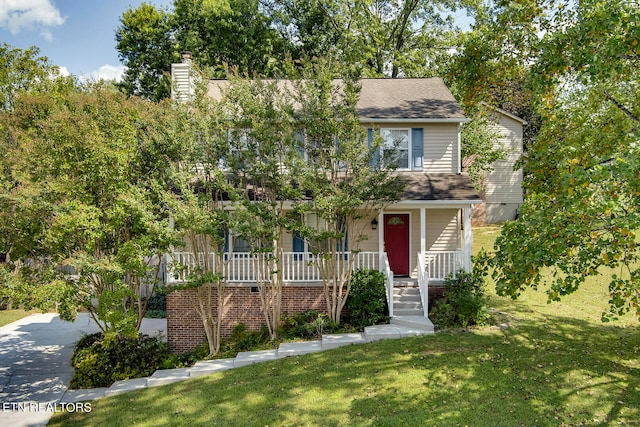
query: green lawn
[
  {"left": 0, "top": 308, "right": 34, "bottom": 327},
  {"left": 50, "top": 226, "right": 640, "bottom": 426}
]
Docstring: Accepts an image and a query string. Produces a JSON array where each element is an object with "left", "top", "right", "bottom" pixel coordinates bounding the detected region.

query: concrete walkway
[
  {"left": 62, "top": 317, "right": 433, "bottom": 401},
  {"left": 0, "top": 313, "right": 166, "bottom": 427},
  {"left": 0, "top": 313, "right": 431, "bottom": 426}
]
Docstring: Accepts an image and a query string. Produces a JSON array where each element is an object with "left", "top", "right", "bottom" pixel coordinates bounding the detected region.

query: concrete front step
[
  {"left": 393, "top": 309, "right": 425, "bottom": 317},
  {"left": 363, "top": 324, "right": 433, "bottom": 341},
  {"left": 393, "top": 288, "right": 421, "bottom": 296},
  {"left": 394, "top": 301, "right": 423, "bottom": 310},
  {"left": 391, "top": 316, "right": 435, "bottom": 332},
  {"left": 393, "top": 294, "right": 421, "bottom": 302},
  {"left": 394, "top": 280, "right": 419, "bottom": 287}
]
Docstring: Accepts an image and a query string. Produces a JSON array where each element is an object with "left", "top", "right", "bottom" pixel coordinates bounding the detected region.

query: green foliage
[
  {"left": 460, "top": 108, "right": 508, "bottom": 190},
  {"left": 115, "top": 3, "right": 175, "bottom": 101},
  {"left": 279, "top": 310, "right": 340, "bottom": 340},
  {"left": 431, "top": 269, "right": 490, "bottom": 329},
  {"left": 144, "top": 293, "right": 166, "bottom": 318},
  {"left": 116, "top": 0, "right": 290, "bottom": 100},
  {"left": 0, "top": 43, "right": 58, "bottom": 111},
  {"left": 269, "top": 0, "right": 468, "bottom": 78},
  {"left": 490, "top": 0, "right": 640, "bottom": 321},
  {"left": 70, "top": 332, "right": 173, "bottom": 389},
  {"left": 219, "top": 323, "right": 272, "bottom": 354},
  {"left": 345, "top": 269, "right": 389, "bottom": 329},
  {"left": 0, "top": 80, "right": 185, "bottom": 333}
]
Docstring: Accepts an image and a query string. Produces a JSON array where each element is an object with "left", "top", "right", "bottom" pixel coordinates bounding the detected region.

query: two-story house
[{"left": 166, "top": 59, "right": 481, "bottom": 353}]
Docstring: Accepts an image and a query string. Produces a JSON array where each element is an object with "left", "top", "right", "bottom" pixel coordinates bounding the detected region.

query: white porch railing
[
  {"left": 417, "top": 253, "right": 429, "bottom": 317},
  {"left": 423, "top": 250, "right": 465, "bottom": 281},
  {"left": 381, "top": 253, "right": 394, "bottom": 317},
  {"left": 167, "top": 251, "right": 381, "bottom": 284}
]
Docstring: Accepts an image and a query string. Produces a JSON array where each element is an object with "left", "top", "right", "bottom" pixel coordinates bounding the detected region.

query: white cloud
[
  {"left": 80, "top": 64, "right": 126, "bottom": 83},
  {"left": 57, "top": 65, "right": 69, "bottom": 77},
  {"left": 0, "top": 0, "right": 66, "bottom": 37}
]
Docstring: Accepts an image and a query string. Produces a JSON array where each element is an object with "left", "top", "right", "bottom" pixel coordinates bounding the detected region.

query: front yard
[{"left": 49, "top": 226, "right": 640, "bottom": 426}]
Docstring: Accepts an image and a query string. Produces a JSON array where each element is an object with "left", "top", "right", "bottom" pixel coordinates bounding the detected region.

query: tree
[
  {"left": 445, "top": 0, "right": 544, "bottom": 151},
  {"left": 116, "top": 0, "right": 290, "bottom": 100},
  {"left": 116, "top": 3, "right": 176, "bottom": 101},
  {"left": 164, "top": 78, "right": 241, "bottom": 355},
  {"left": 219, "top": 75, "right": 304, "bottom": 340},
  {"left": 489, "top": 0, "right": 640, "bottom": 320},
  {"left": 1, "top": 81, "right": 182, "bottom": 335},
  {"left": 0, "top": 43, "right": 58, "bottom": 112},
  {"left": 267, "top": 0, "right": 470, "bottom": 78},
  {"left": 290, "top": 59, "right": 404, "bottom": 323}
]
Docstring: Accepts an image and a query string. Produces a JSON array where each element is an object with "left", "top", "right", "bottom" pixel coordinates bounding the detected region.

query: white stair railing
[
  {"left": 381, "top": 253, "right": 394, "bottom": 317},
  {"left": 417, "top": 253, "right": 429, "bottom": 317}
]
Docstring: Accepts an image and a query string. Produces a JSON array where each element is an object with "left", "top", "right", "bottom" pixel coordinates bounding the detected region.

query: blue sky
[{"left": 0, "top": 0, "right": 172, "bottom": 80}]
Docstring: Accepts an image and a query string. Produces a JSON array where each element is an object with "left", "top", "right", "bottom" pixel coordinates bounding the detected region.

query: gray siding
[{"left": 485, "top": 113, "right": 523, "bottom": 222}]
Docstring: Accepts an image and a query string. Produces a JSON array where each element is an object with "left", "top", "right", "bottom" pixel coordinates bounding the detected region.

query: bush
[
  {"left": 430, "top": 269, "right": 490, "bottom": 329},
  {"left": 219, "top": 323, "right": 272, "bottom": 355},
  {"left": 70, "top": 332, "right": 173, "bottom": 389},
  {"left": 279, "top": 310, "right": 340, "bottom": 340},
  {"left": 144, "top": 293, "right": 166, "bottom": 318},
  {"left": 345, "top": 269, "right": 389, "bottom": 330}
]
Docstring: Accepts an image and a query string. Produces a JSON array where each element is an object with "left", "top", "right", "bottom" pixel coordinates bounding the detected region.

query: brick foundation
[{"left": 167, "top": 284, "right": 326, "bottom": 353}]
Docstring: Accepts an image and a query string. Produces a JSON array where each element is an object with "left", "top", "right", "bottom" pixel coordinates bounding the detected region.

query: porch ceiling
[{"left": 396, "top": 173, "right": 481, "bottom": 203}]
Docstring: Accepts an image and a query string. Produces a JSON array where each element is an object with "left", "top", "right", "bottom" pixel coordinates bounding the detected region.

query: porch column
[
  {"left": 463, "top": 206, "right": 472, "bottom": 271},
  {"left": 420, "top": 207, "right": 426, "bottom": 254},
  {"left": 378, "top": 209, "right": 384, "bottom": 265}
]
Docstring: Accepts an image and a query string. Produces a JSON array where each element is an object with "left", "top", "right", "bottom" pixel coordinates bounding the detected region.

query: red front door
[{"left": 384, "top": 214, "right": 410, "bottom": 276}]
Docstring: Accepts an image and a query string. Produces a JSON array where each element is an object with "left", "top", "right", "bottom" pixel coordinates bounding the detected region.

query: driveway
[{"left": 0, "top": 313, "right": 166, "bottom": 427}]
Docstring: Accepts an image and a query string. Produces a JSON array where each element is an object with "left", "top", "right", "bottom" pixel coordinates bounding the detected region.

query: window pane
[{"left": 381, "top": 129, "right": 410, "bottom": 169}]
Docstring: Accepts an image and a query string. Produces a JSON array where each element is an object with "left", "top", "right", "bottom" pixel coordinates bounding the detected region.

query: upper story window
[
  {"left": 377, "top": 128, "right": 424, "bottom": 171},
  {"left": 381, "top": 129, "right": 410, "bottom": 169}
]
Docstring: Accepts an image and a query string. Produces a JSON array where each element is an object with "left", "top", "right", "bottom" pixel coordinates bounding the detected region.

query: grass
[
  {"left": 50, "top": 226, "right": 640, "bottom": 426},
  {"left": 0, "top": 308, "right": 34, "bottom": 327}
]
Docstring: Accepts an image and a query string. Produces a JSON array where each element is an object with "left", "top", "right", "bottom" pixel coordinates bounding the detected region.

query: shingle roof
[
  {"left": 397, "top": 173, "right": 481, "bottom": 202},
  {"left": 358, "top": 78, "right": 466, "bottom": 120},
  {"left": 208, "top": 78, "right": 466, "bottom": 121}
]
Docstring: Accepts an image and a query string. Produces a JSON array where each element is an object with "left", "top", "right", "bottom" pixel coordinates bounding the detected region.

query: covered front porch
[
  {"left": 165, "top": 201, "right": 474, "bottom": 320},
  {"left": 164, "top": 173, "right": 480, "bottom": 322}
]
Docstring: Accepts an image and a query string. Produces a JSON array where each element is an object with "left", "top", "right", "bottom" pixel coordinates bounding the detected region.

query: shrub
[
  {"left": 430, "top": 269, "right": 490, "bottom": 329},
  {"left": 219, "top": 323, "right": 272, "bottom": 354},
  {"left": 144, "top": 293, "right": 166, "bottom": 318},
  {"left": 70, "top": 332, "right": 173, "bottom": 389},
  {"left": 279, "top": 310, "right": 340, "bottom": 340},
  {"left": 345, "top": 269, "right": 389, "bottom": 330}
]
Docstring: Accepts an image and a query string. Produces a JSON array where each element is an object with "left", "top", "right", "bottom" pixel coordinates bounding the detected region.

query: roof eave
[{"left": 360, "top": 117, "right": 470, "bottom": 124}]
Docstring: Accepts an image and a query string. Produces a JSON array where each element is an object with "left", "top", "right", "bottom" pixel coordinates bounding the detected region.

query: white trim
[
  {"left": 480, "top": 102, "right": 528, "bottom": 125},
  {"left": 380, "top": 128, "right": 412, "bottom": 171},
  {"left": 361, "top": 118, "right": 470, "bottom": 123},
  {"left": 378, "top": 209, "right": 384, "bottom": 262},
  {"left": 420, "top": 208, "right": 426, "bottom": 254},
  {"left": 456, "top": 123, "right": 462, "bottom": 174},
  {"left": 394, "top": 200, "right": 481, "bottom": 208},
  {"left": 463, "top": 207, "right": 473, "bottom": 271}
]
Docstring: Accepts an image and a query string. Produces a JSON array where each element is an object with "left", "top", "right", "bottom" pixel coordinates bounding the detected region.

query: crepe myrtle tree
[
  {"left": 162, "top": 80, "right": 242, "bottom": 355},
  {"left": 289, "top": 59, "right": 404, "bottom": 324},
  {"left": 219, "top": 74, "right": 304, "bottom": 340}
]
